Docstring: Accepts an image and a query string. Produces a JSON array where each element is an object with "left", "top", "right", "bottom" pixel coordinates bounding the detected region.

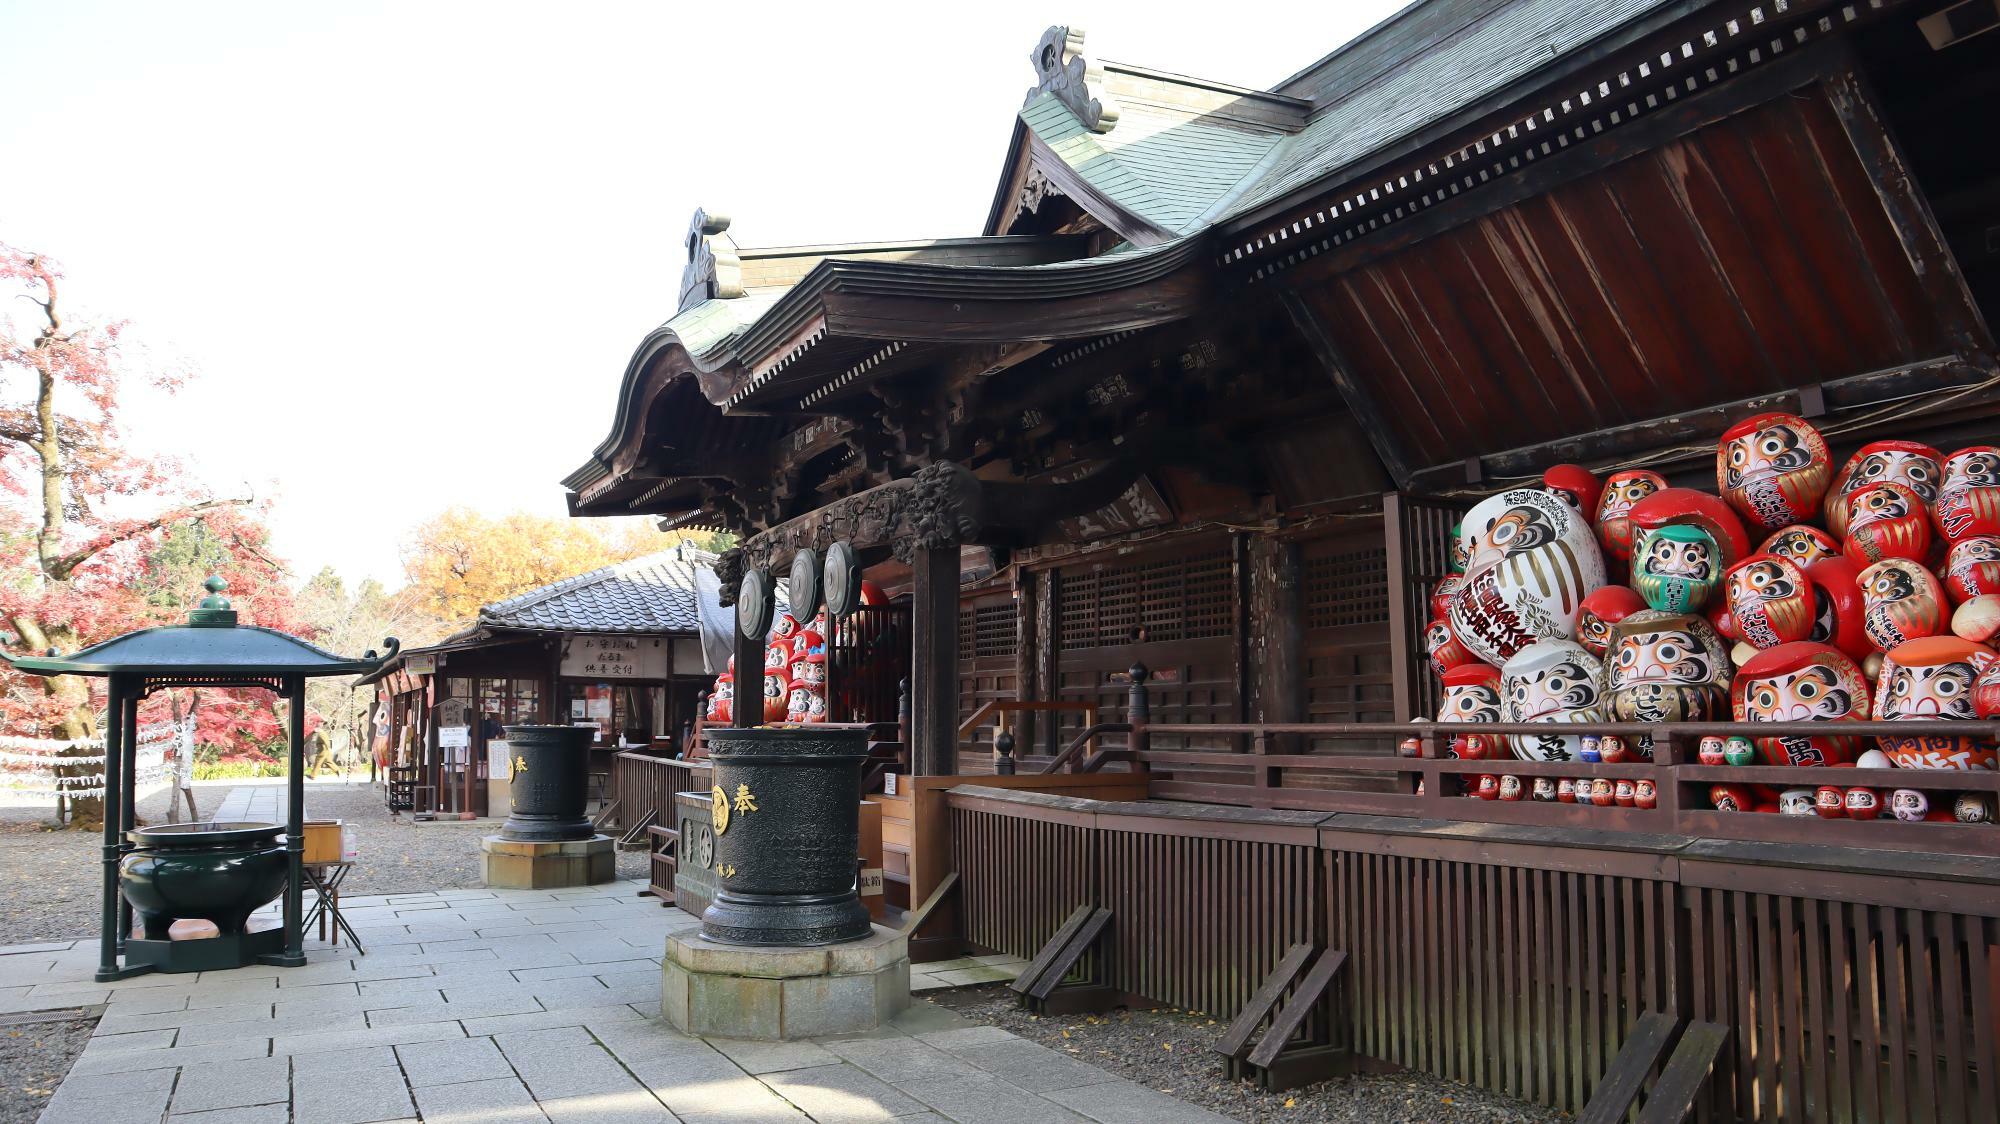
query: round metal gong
[
  {"left": 788, "top": 548, "right": 823, "bottom": 624},
  {"left": 737, "top": 569, "right": 775, "bottom": 641},
  {"left": 823, "top": 541, "right": 862, "bottom": 620}
]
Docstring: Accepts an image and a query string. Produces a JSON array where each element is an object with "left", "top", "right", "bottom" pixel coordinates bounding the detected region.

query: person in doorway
[{"left": 479, "top": 712, "right": 504, "bottom": 743}]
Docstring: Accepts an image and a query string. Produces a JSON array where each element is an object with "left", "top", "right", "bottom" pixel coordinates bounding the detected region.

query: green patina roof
[
  {"left": 4, "top": 579, "right": 397, "bottom": 680},
  {"left": 1022, "top": 92, "right": 1285, "bottom": 237}
]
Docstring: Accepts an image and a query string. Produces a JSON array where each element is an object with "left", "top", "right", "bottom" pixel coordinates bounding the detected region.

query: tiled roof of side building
[{"left": 480, "top": 549, "right": 709, "bottom": 634}]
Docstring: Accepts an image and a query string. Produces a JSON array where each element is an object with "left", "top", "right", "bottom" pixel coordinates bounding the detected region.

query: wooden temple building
[
  {"left": 362, "top": 547, "right": 718, "bottom": 817},
  {"left": 568, "top": 3, "right": 2000, "bottom": 1119}
]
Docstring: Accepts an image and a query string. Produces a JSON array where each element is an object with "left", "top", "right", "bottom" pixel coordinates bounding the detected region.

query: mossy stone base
[
  {"left": 480, "top": 834, "right": 615, "bottom": 889},
  {"left": 662, "top": 924, "right": 910, "bottom": 1040}
]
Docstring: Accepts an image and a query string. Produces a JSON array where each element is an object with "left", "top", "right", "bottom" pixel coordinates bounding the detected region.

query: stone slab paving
[{"left": 0, "top": 880, "right": 1232, "bottom": 1123}]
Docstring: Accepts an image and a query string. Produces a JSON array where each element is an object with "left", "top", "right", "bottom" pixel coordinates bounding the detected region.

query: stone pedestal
[
  {"left": 480, "top": 834, "right": 614, "bottom": 889},
  {"left": 662, "top": 924, "right": 910, "bottom": 1040}
]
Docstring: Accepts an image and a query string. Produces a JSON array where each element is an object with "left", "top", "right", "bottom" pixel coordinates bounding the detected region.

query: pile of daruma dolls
[
  {"left": 702, "top": 582, "right": 887, "bottom": 728},
  {"left": 1423, "top": 412, "right": 1998, "bottom": 825}
]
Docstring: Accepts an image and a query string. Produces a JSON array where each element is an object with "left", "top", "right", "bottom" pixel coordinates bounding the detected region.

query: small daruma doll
[
  {"left": 1933, "top": 446, "right": 2000, "bottom": 543},
  {"left": 1760, "top": 525, "right": 1842, "bottom": 568},
  {"left": 1824, "top": 440, "right": 1942, "bottom": 541},
  {"left": 1942, "top": 537, "right": 2000, "bottom": 604},
  {"left": 1438, "top": 663, "right": 1504, "bottom": 758},
  {"left": 1576, "top": 585, "right": 1646, "bottom": 660},
  {"left": 1500, "top": 639, "right": 1606, "bottom": 762},
  {"left": 1594, "top": 469, "right": 1667, "bottom": 571},
  {"left": 761, "top": 667, "right": 791, "bottom": 724},
  {"left": 1844, "top": 481, "right": 1934, "bottom": 566},
  {"left": 1717, "top": 412, "right": 1833, "bottom": 531},
  {"left": 1724, "top": 554, "right": 1814, "bottom": 649},
  {"left": 1602, "top": 611, "right": 1732, "bottom": 756},
  {"left": 1732, "top": 641, "right": 1871, "bottom": 766},
  {"left": 707, "top": 673, "right": 734, "bottom": 725},
  {"left": 1875, "top": 635, "right": 1999, "bottom": 770},
  {"left": 1860, "top": 558, "right": 1947, "bottom": 651},
  {"left": 1447, "top": 488, "right": 1607, "bottom": 665},
  {"left": 1628, "top": 489, "right": 1749, "bottom": 613}
]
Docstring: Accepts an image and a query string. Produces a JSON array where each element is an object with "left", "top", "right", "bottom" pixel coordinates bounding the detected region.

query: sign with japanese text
[{"left": 560, "top": 635, "right": 668, "bottom": 680}]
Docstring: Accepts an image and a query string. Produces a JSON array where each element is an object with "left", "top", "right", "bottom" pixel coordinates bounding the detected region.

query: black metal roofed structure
[{"left": 5, "top": 578, "right": 398, "bottom": 982}]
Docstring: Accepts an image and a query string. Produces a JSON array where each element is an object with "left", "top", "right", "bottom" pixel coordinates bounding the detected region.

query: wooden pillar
[
  {"left": 909, "top": 544, "right": 959, "bottom": 776},
  {"left": 1038, "top": 569, "right": 1060, "bottom": 758},
  {"left": 281, "top": 676, "right": 306, "bottom": 965},
  {"left": 1249, "top": 535, "right": 1305, "bottom": 748},
  {"left": 96, "top": 674, "right": 129, "bottom": 981},
  {"left": 1013, "top": 568, "right": 1039, "bottom": 756}
]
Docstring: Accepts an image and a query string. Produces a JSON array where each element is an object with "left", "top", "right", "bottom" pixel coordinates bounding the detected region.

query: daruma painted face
[
  {"left": 1603, "top": 611, "right": 1731, "bottom": 752},
  {"left": 1594, "top": 470, "right": 1666, "bottom": 566},
  {"left": 1575, "top": 585, "right": 1646, "bottom": 660},
  {"left": 1731, "top": 641, "right": 1870, "bottom": 766},
  {"left": 1725, "top": 554, "right": 1813, "bottom": 649},
  {"left": 1759, "top": 525, "right": 1841, "bottom": 568},
  {"left": 1500, "top": 639, "right": 1605, "bottom": 762},
  {"left": 1633, "top": 525, "right": 1723, "bottom": 613},
  {"left": 1718, "top": 412, "right": 1832, "bottom": 531},
  {"left": 1430, "top": 574, "right": 1465, "bottom": 622},
  {"left": 1844, "top": 481, "right": 1934, "bottom": 566},
  {"left": 1447, "top": 488, "right": 1606, "bottom": 665},
  {"left": 1824, "top": 440, "right": 1941, "bottom": 540},
  {"left": 1874, "top": 635, "right": 1998, "bottom": 770},
  {"left": 1934, "top": 446, "right": 2000, "bottom": 544},
  {"left": 1943, "top": 536, "right": 2000, "bottom": 603},
  {"left": 1437, "top": 663, "right": 1504, "bottom": 757},
  {"left": 1424, "top": 618, "right": 1478, "bottom": 676},
  {"left": 1859, "top": 558, "right": 1947, "bottom": 652}
]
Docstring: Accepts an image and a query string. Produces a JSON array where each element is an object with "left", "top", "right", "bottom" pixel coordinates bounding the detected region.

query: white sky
[{"left": 0, "top": 0, "right": 1405, "bottom": 587}]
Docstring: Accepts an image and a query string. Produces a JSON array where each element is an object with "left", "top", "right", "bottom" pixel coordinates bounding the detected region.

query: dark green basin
[{"left": 120, "top": 821, "right": 287, "bottom": 939}]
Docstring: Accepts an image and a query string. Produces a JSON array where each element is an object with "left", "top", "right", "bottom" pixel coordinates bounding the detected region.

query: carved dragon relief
[
  {"left": 678, "top": 208, "right": 743, "bottom": 312},
  {"left": 1027, "top": 26, "right": 1119, "bottom": 134}
]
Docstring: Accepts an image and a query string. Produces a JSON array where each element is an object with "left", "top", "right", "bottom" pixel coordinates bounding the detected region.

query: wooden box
[{"left": 302, "top": 820, "right": 342, "bottom": 865}]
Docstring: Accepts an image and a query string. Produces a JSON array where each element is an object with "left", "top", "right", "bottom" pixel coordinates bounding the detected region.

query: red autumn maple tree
[{"left": 0, "top": 241, "right": 310, "bottom": 827}]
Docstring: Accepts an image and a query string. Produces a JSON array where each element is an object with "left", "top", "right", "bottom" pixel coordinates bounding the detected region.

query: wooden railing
[
  {"left": 960, "top": 699, "right": 1102, "bottom": 771},
  {"left": 1110, "top": 716, "right": 2000, "bottom": 856},
  {"left": 610, "top": 751, "right": 710, "bottom": 836}
]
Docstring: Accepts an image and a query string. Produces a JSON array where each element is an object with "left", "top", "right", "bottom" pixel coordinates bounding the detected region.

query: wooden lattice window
[
  {"left": 1304, "top": 547, "right": 1388, "bottom": 630},
  {"left": 972, "top": 603, "right": 1018, "bottom": 659},
  {"left": 957, "top": 608, "right": 975, "bottom": 663},
  {"left": 1059, "top": 548, "right": 1235, "bottom": 650}
]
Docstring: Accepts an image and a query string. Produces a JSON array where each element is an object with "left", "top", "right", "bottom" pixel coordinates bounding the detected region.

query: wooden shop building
[
  {"left": 361, "top": 547, "right": 718, "bottom": 817},
  {"left": 567, "top": 3, "right": 2000, "bottom": 1119}
]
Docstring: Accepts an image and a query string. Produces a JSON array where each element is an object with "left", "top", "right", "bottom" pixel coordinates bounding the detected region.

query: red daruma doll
[
  {"left": 1934, "top": 446, "right": 2000, "bottom": 544},
  {"left": 1731, "top": 642, "right": 1871, "bottom": 766},
  {"left": 1595, "top": 470, "right": 1667, "bottom": 573},
  {"left": 1824, "top": 440, "right": 1942, "bottom": 541},
  {"left": 1724, "top": 554, "right": 1814, "bottom": 649},
  {"left": 1717, "top": 412, "right": 1833, "bottom": 532},
  {"left": 1437, "top": 663, "right": 1504, "bottom": 757},
  {"left": 1845, "top": 482, "right": 1935, "bottom": 566}
]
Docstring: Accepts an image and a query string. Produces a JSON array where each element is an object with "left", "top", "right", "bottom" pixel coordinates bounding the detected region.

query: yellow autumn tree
[{"left": 399, "top": 509, "right": 695, "bottom": 627}]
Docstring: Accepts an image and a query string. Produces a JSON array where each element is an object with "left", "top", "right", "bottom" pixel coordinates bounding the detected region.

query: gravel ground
[
  {"left": 0, "top": 780, "right": 646, "bottom": 946},
  {"left": 936, "top": 986, "right": 1565, "bottom": 1124},
  {"left": 0, "top": 1013, "right": 95, "bottom": 1124}
]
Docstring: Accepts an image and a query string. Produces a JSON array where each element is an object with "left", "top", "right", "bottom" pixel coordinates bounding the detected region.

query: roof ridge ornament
[
  {"left": 188, "top": 576, "right": 238, "bottom": 628},
  {"left": 1028, "top": 26, "right": 1119, "bottom": 134},
  {"left": 678, "top": 208, "right": 744, "bottom": 311}
]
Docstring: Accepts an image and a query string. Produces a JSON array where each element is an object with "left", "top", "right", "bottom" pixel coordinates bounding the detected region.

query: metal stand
[{"left": 303, "top": 862, "right": 364, "bottom": 952}]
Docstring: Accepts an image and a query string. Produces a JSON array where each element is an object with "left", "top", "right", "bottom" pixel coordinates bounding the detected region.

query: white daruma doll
[
  {"left": 1500, "top": 640, "right": 1606, "bottom": 763},
  {"left": 1448, "top": 488, "right": 1607, "bottom": 664}
]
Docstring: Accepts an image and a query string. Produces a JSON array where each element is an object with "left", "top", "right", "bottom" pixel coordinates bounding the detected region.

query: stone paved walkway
[{"left": 0, "top": 880, "right": 1232, "bottom": 1123}]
